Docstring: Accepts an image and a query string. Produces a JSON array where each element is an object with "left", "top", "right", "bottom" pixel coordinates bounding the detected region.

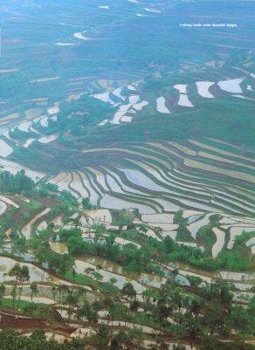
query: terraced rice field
[
  {"left": 47, "top": 138, "right": 255, "bottom": 219},
  {"left": 0, "top": 1, "right": 255, "bottom": 346},
  {"left": 4, "top": 116, "right": 255, "bottom": 261},
  {"left": 25, "top": 135, "right": 253, "bottom": 262},
  {"left": 196, "top": 81, "right": 215, "bottom": 98}
]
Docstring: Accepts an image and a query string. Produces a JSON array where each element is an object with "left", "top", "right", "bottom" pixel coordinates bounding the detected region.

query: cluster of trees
[
  {"left": 82, "top": 197, "right": 97, "bottom": 210},
  {"left": 7, "top": 263, "right": 30, "bottom": 309},
  {"left": 93, "top": 280, "right": 255, "bottom": 349},
  {"left": 120, "top": 227, "right": 253, "bottom": 273},
  {"left": 32, "top": 242, "right": 74, "bottom": 275},
  {"left": 51, "top": 223, "right": 252, "bottom": 276},
  {"left": 0, "top": 170, "right": 80, "bottom": 210},
  {"left": 0, "top": 327, "right": 253, "bottom": 350},
  {"left": 111, "top": 209, "right": 134, "bottom": 227},
  {"left": 0, "top": 170, "right": 35, "bottom": 195},
  {"left": 36, "top": 249, "right": 74, "bottom": 275},
  {"left": 64, "top": 229, "right": 161, "bottom": 275},
  {"left": 0, "top": 169, "right": 57, "bottom": 198},
  {"left": 0, "top": 329, "right": 84, "bottom": 350},
  {"left": 56, "top": 224, "right": 210, "bottom": 275}
]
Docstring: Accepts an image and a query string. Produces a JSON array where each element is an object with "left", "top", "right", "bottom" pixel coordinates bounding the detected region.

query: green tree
[{"left": 30, "top": 282, "right": 38, "bottom": 302}]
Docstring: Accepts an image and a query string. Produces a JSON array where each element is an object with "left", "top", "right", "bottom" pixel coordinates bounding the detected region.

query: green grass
[
  {"left": 1, "top": 298, "right": 56, "bottom": 321},
  {"left": 64, "top": 271, "right": 98, "bottom": 290}
]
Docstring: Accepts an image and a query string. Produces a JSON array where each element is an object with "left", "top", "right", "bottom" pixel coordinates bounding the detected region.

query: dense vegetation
[
  {"left": 0, "top": 169, "right": 254, "bottom": 348},
  {"left": 0, "top": 170, "right": 57, "bottom": 197},
  {"left": 0, "top": 279, "right": 254, "bottom": 349},
  {"left": 0, "top": 329, "right": 84, "bottom": 350}
]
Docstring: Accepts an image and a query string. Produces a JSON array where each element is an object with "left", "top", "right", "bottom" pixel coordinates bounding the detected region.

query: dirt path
[
  {"left": 98, "top": 319, "right": 160, "bottom": 334},
  {"left": 0, "top": 195, "right": 19, "bottom": 209},
  {"left": 0, "top": 310, "right": 74, "bottom": 334},
  {"left": 22, "top": 208, "right": 51, "bottom": 238}
]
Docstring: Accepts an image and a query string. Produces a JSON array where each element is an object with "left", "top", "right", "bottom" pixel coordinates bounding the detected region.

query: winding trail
[{"left": 22, "top": 208, "right": 51, "bottom": 238}]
